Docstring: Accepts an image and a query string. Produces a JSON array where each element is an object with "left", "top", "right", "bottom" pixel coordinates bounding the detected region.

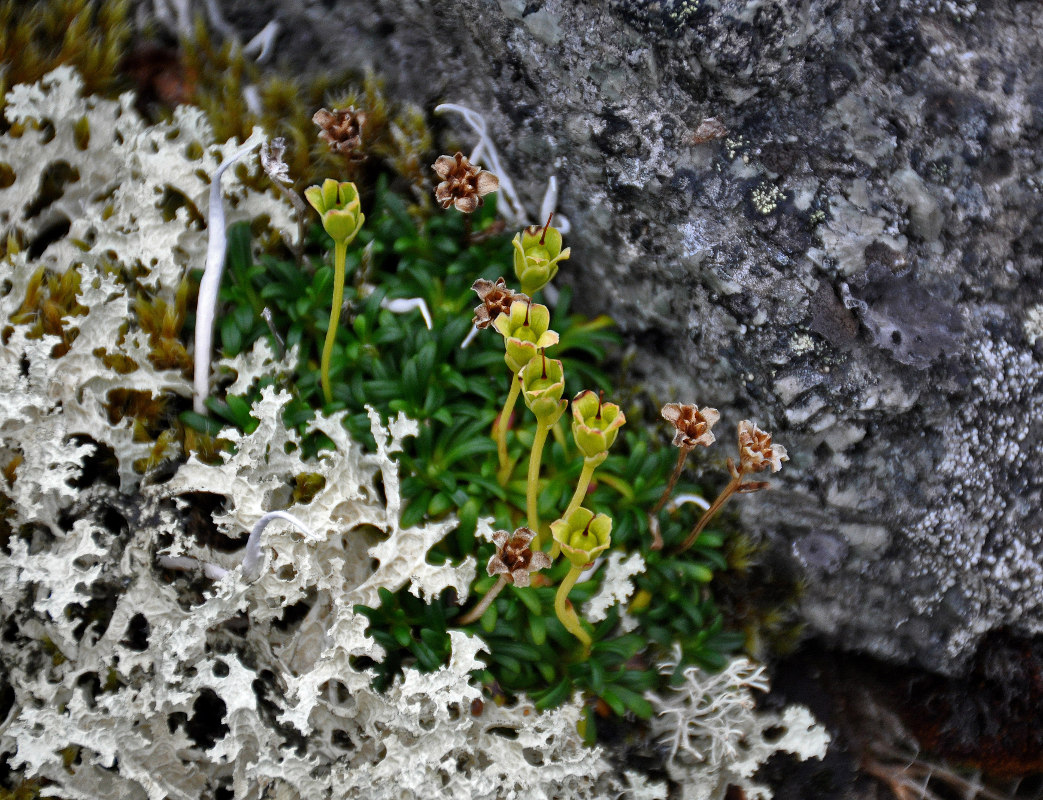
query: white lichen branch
[
  {"left": 241, "top": 510, "right": 318, "bottom": 581},
  {"left": 383, "top": 298, "right": 433, "bottom": 329},
  {"left": 435, "top": 103, "right": 569, "bottom": 231},
  {"left": 650, "top": 651, "right": 770, "bottom": 767},
  {"left": 193, "top": 129, "right": 265, "bottom": 414},
  {"left": 157, "top": 510, "right": 317, "bottom": 582},
  {"left": 243, "top": 20, "right": 281, "bottom": 63}
]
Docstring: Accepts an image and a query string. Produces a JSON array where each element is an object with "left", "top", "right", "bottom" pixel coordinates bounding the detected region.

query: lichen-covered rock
[{"left": 232, "top": 0, "right": 1043, "bottom": 672}]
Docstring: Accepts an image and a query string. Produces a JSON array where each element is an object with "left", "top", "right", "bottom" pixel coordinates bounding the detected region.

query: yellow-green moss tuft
[
  {"left": 8, "top": 265, "right": 88, "bottom": 356},
  {"left": 0, "top": 0, "right": 132, "bottom": 111}
]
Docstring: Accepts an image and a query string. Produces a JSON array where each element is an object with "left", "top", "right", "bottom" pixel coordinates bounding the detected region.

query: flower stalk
[
  {"left": 563, "top": 453, "right": 606, "bottom": 522},
  {"left": 674, "top": 420, "right": 787, "bottom": 555},
  {"left": 304, "top": 179, "right": 365, "bottom": 404},
  {"left": 554, "top": 564, "right": 592, "bottom": 655},
  {"left": 550, "top": 508, "right": 612, "bottom": 652},
  {"left": 457, "top": 575, "right": 508, "bottom": 626},
  {"left": 520, "top": 352, "right": 567, "bottom": 545},
  {"left": 494, "top": 372, "right": 522, "bottom": 485},
  {"left": 321, "top": 237, "right": 348, "bottom": 404},
  {"left": 527, "top": 418, "right": 551, "bottom": 540}
]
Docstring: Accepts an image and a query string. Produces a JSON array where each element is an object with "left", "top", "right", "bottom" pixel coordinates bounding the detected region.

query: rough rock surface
[{"left": 220, "top": 0, "right": 1043, "bottom": 675}]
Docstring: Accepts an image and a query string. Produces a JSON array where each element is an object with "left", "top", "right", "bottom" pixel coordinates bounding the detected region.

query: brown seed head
[
  {"left": 313, "top": 107, "right": 366, "bottom": 157},
  {"left": 487, "top": 527, "right": 552, "bottom": 587},
  {"left": 737, "top": 420, "right": 788, "bottom": 473},
  {"left": 661, "top": 403, "right": 721, "bottom": 449},
  {"left": 471, "top": 277, "right": 528, "bottom": 329},
  {"left": 433, "top": 152, "right": 499, "bottom": 213}
]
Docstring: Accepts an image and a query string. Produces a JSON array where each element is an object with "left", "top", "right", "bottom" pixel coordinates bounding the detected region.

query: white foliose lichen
[{"left": 0, "top": 68, "right": 604, "bottom": 800}]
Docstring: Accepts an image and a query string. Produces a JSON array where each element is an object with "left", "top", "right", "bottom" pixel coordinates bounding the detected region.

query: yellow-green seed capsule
[
  {"left": 304, "top": 178, "right": 365, "bottom": 244},
  {"left": 551, "top": 507, "right": 612, "bottom": 568},
  {"left": 513, "top": 216, "right": 570, "bottom": 295},
  {"left": 571, "top": 390, "right": 626, "bottom": 459}
]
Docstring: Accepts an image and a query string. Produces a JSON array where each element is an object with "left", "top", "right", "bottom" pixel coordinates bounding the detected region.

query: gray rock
[{"left": 226, "top": 0, "right": 1043, "bottom": 675}]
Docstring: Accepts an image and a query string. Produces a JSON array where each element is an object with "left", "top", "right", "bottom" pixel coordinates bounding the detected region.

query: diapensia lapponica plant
[
  {"left": 238, "top": 121, "right": 789, "bottom": 724},
  {"left": 426, "top": 152, "right": 789, "bottom": 653}
]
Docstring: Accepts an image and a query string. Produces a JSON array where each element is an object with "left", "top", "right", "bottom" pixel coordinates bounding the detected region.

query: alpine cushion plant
[{"left": 207, "top": 133, "right": 757, "bottom": 734}]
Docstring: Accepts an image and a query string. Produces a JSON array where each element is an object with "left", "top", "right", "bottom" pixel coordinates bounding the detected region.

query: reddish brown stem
[
  {"left": 672, "top": 471, "right": 744, "bottom": 555},
  {"left": 651, "top": 446, "right": 692, "bottom": 516}
]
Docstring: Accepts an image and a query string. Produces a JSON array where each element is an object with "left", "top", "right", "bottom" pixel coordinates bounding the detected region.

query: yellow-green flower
[
  {"left": 512, "top": 221, "right": 570, "bottom": 295},
  {"left": 493, "top": 299, "right": 559, "bottom": 373},
  {"left": 520, "top": 351, "right": 567, "bottom": 425},
  {"left": 551, "top": 507, "right": 612, "bottom": 568},
  {"left": 304, "top": 178, "right": 364, "bottom": 244},
  {"left": 571, "top": 390, "right": 626, "bottom": 459}
]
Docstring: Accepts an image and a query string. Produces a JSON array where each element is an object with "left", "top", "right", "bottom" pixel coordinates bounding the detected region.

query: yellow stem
[
  {"left": 456, "top": 575, "right": 508, "bottom": 626},
  {"left": 554, "top": 564, "right": 592, "bottom": 654},
  {"left": 320, "top": 238, "right": 348, "bottom": 405},
  {"left": 494, "top": 373, "right": 521, "bottom": 485},
  {"left": 527, "top": 420, "right": 551, "bottom": 547},
  {"left": 563, "top": 454, "right": 606, "bottom": 521}
]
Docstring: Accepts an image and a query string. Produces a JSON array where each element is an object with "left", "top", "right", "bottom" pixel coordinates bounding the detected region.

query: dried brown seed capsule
[
  {"left": 486, "top": 527, "right": 552, "bottom": 587},
  {"left": 313, "top": 107, "right": 366, "bottom": 157},
  {"left": 661, "top": 403, "right": 721, "bottom": 449},
  {"left": 471, "top": 277, "right": 528, "bottom": 330},
  {"left": 432, "top": 152, "right": 499, "bottom": 213}
]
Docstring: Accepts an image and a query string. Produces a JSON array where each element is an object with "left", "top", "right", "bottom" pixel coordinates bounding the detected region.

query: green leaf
[
  {"left": 528, "top": 614, "right": 547, "bottom": 646},
  {"left": 419, "top": 628, "right": 447, "bottom": 651},
  {"left": 221, "top": 314, "right": 242, "bottom": 355},
  {"left": 588, "top": 660, "right": 606, "bottom": 695},
  {"left": 412, "top": 639, "right": 441, "bottom": 671},
  {"left": 608, "top": 685, "right": 653, "bottom": 719},
  {"left": 511, "top": 585, "right": 542, "bottom": 616},
  {"left": 392, "top": 624, "right": 412, "bottom": 648},
  {"left": 599, "top": 687, "right": 626, "bottom": 717},
  {"left": 226, "top": 222, "right": 252, "bottom": 271},
  {"left": 534, "top": 678, "right": 570, "bottom": 710},
  {"left": 179, "top": 410, "right": 222, "bottom": 436},
  {"left": 480, "top": 602, "right": 498, "bottom": 633}
]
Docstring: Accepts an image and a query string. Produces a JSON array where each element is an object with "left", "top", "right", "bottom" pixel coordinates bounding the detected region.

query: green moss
[{"left": 0, "top": 0, "right": 132, "bottom": 112}]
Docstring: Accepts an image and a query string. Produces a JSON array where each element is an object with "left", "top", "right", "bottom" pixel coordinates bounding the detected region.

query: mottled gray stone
[{"left": 225, "top": 0, "right": 1043, "bottom": 675}]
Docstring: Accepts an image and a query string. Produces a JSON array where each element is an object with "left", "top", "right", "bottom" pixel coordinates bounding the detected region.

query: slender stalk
[
  {"left": 457, "top": 575, "right": 508, "bottom": 626},
  {"left": 527, "top": 419, "right": 551, "bottom": 547},
  {"left": 674, "top": 472, "right": 743, "bottom": 555},
  {"left": 651, "top": 446, "right": 691, "bottom": 515},
  {"left": 193, "top": 131, "right": 264, "bottom": 413},
  {"left": 320, "top": 238, "right": 348, "bottom": 405},
  {"left": 494, "top": 373, "right": 521, "bottom": 484},
  {"left": 563, "top": 453, "right": 606, "bottom": 521},
  {"left": 554, "top": 564, "right": 591, "bottom": 654}
]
